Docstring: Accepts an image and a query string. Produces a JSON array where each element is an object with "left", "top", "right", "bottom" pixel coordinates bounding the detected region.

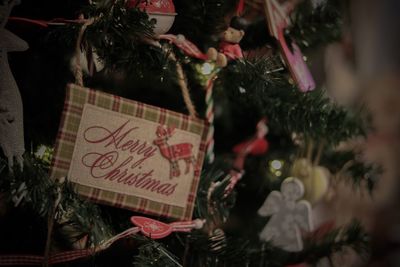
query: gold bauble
[{"left": 291, "top": 158, "right": 330, "bottom": 204}]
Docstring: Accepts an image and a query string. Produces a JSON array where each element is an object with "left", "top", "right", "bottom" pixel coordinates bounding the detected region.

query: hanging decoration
[
  {"left": 258, "top": 177, "right": 313, "bottom": 252},
  {"left": 50, "top": 21, "right": 208, "bottom": 220},
  {"left": 225, "top": 118, "right": 269, "bottom": 195},
  {"left": 207, "top": 118, "right": 269, "bottom": 202},
  {"left": 131, "top": 216, "right": 205, "bottom": 239},
  {"left": 206, "top": 118, "right": 269, "bottom": 208},
  {"left": 128, "top": 0, "right": 177, "bottom": 35},
  {"left": 203, "top": 76, "right": 217, "bottom": 164},
  {"left": 263, "top": 0, "right": 315, "bottom": 92},
  {"left": 50, "top": 84, "right": 208, "bottom": 220},
  {"left": 219, "top": 17, "right": 245, "bottom": 61},
  {"left": 291, "top": 158, "right": 330, "bottom": 204},
  {"left": 0, "top": 0, "right": 29, "bottom": 169}
]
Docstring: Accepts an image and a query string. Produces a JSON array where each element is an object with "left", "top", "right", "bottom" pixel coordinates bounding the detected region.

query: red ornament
[
  {"left": 232, "top": 118, "right": 269, "bottom": 159},
  {"left": 236, "top": 0, "right": 245, "bottom": 15},
  {"left": 224, "top": 119, "right": 269, "bottom": 196},
  {"left": 131, "top": 216, "right": 173, "bottom": 239},
  {"left": 127, "top": 0, "right": 177, "bottom": 35},
  {"left": 132, "top": 0, "right": 175, "bottom": 14},
  {"left": 232, "top": 138, "right": 268, "bottom": 156},
  {"left": 131, "top": 216, "right": 205, "bottom": 239}
]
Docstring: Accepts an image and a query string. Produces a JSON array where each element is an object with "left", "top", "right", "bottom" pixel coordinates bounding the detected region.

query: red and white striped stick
[{"left": 204, "top": 74, "right": 218, "bottom": 163}]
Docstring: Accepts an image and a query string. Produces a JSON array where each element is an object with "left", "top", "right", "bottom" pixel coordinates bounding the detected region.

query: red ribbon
[
  {"left": 236, "top": 0, "right": 245, "bottom": 15},
  {"left": 8, "top": 17, "right": 88, "bottom": 27},
  {"left": 0, "top": 217, "right": 203, "bottom": 266},
  {"left": 224, "top": 119, "right": 269, "bottom": 196}
]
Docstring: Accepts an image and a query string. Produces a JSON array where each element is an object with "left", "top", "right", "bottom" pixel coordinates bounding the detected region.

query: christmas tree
[{"left": 1, "top": 0, "right": 398, "bottom": 266}]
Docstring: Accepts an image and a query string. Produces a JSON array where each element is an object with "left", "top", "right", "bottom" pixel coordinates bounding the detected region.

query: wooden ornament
[
  {"left": 131, "top": 216, "right": 172, "bottom": 239},
  {"left": 0, "top": 0, "right": 28, "bottom": 168},
  {"left": 50, "top": 85, "right": 208, "bottom": 220}
]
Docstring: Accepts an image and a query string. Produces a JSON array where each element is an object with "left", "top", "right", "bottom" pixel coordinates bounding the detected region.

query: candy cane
[{"left": 204, "top": 75, "right": 217, "bottom": 163}]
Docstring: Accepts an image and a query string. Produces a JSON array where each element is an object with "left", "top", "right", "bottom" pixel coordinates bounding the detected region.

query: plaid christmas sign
[{"left": 50, "top": 84, "right": 208, "bottom": 220}]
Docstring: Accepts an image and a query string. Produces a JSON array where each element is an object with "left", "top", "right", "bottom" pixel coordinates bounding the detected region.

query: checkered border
[{"left": 50, "top": 84, "right": 208, "bottom": 220}]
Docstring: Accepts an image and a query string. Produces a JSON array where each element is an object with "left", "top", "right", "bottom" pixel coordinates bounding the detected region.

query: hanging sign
[{"left": 51, "top": 84, "right": 208, "bottom": 220}]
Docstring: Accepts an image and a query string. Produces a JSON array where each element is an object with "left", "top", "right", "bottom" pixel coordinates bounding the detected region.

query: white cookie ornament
[
  {"left": 0, "top": 0, "right": 28, "bottom": 169},
  {"left": 258, "top": 177, "right": 313, "bottom": 252}
]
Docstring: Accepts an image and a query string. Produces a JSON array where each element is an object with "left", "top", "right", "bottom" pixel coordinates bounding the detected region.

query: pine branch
[
  {"left": 320, "top": 150, "right": 380, "bottom": 192},
  {"left": 215, "top": 57, "right": 376, "bottom": 189},
  {"left": 289, "top": 0, "right": 344, "bottom": 50},
  {"left": 133, "top": 236, "right": 182, "bottom": 267},
  {"left": 171, "top": 0, "right": 239, "bottom": 50},
  {"left": 0, "top": 157, "right": 56, "bottom": 217},
  {"left": 302, "top": 221, "right": 369, "bottom": 264},
  {"left": 0, "top": 155, "right": 114, "bottom": 249},
  {"left": 243, "top": 221, "right": 368, "bottom": 266},
  {"left": 194, "top": 162, "right": 237, "bottom": 227},
  {"left": 69, "top": 0, "right": 159, "bottom": 72},
  {"left": 217, "top": 57, "right": 365, "bottom": 145}
]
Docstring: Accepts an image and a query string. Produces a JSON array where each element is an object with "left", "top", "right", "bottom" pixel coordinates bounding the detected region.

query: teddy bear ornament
[{"left": 219, "top": 16, "right": 245, "bottom": 60}]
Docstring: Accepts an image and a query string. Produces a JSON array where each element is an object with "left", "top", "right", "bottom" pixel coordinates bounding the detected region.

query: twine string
[
  {"left": 74, "top": 18, "right": 95, "bottom": 87},
  {"left": 168, "top": 52, "right": 198, "bottom": 118}
]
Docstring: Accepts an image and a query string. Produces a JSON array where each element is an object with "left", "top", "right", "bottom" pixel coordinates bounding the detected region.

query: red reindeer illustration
[{"left": 154, "top": 125, "right": 198, "bottom": 179}]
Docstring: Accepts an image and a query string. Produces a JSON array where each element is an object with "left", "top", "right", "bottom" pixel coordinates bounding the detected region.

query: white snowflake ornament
[
  {"left": 0, "top": 0, "right": 28, "bottom": 169},
  {"left": 258, "top": 177, "right": 313, "bottom": 252}
]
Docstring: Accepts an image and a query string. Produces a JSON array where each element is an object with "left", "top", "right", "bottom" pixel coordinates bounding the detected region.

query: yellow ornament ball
[
  {"left": 291, "top": 158, "right": 313, "bottom": 178},
  {"left": 291, "top": 158, "right": 330, "bottom": 204}
]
